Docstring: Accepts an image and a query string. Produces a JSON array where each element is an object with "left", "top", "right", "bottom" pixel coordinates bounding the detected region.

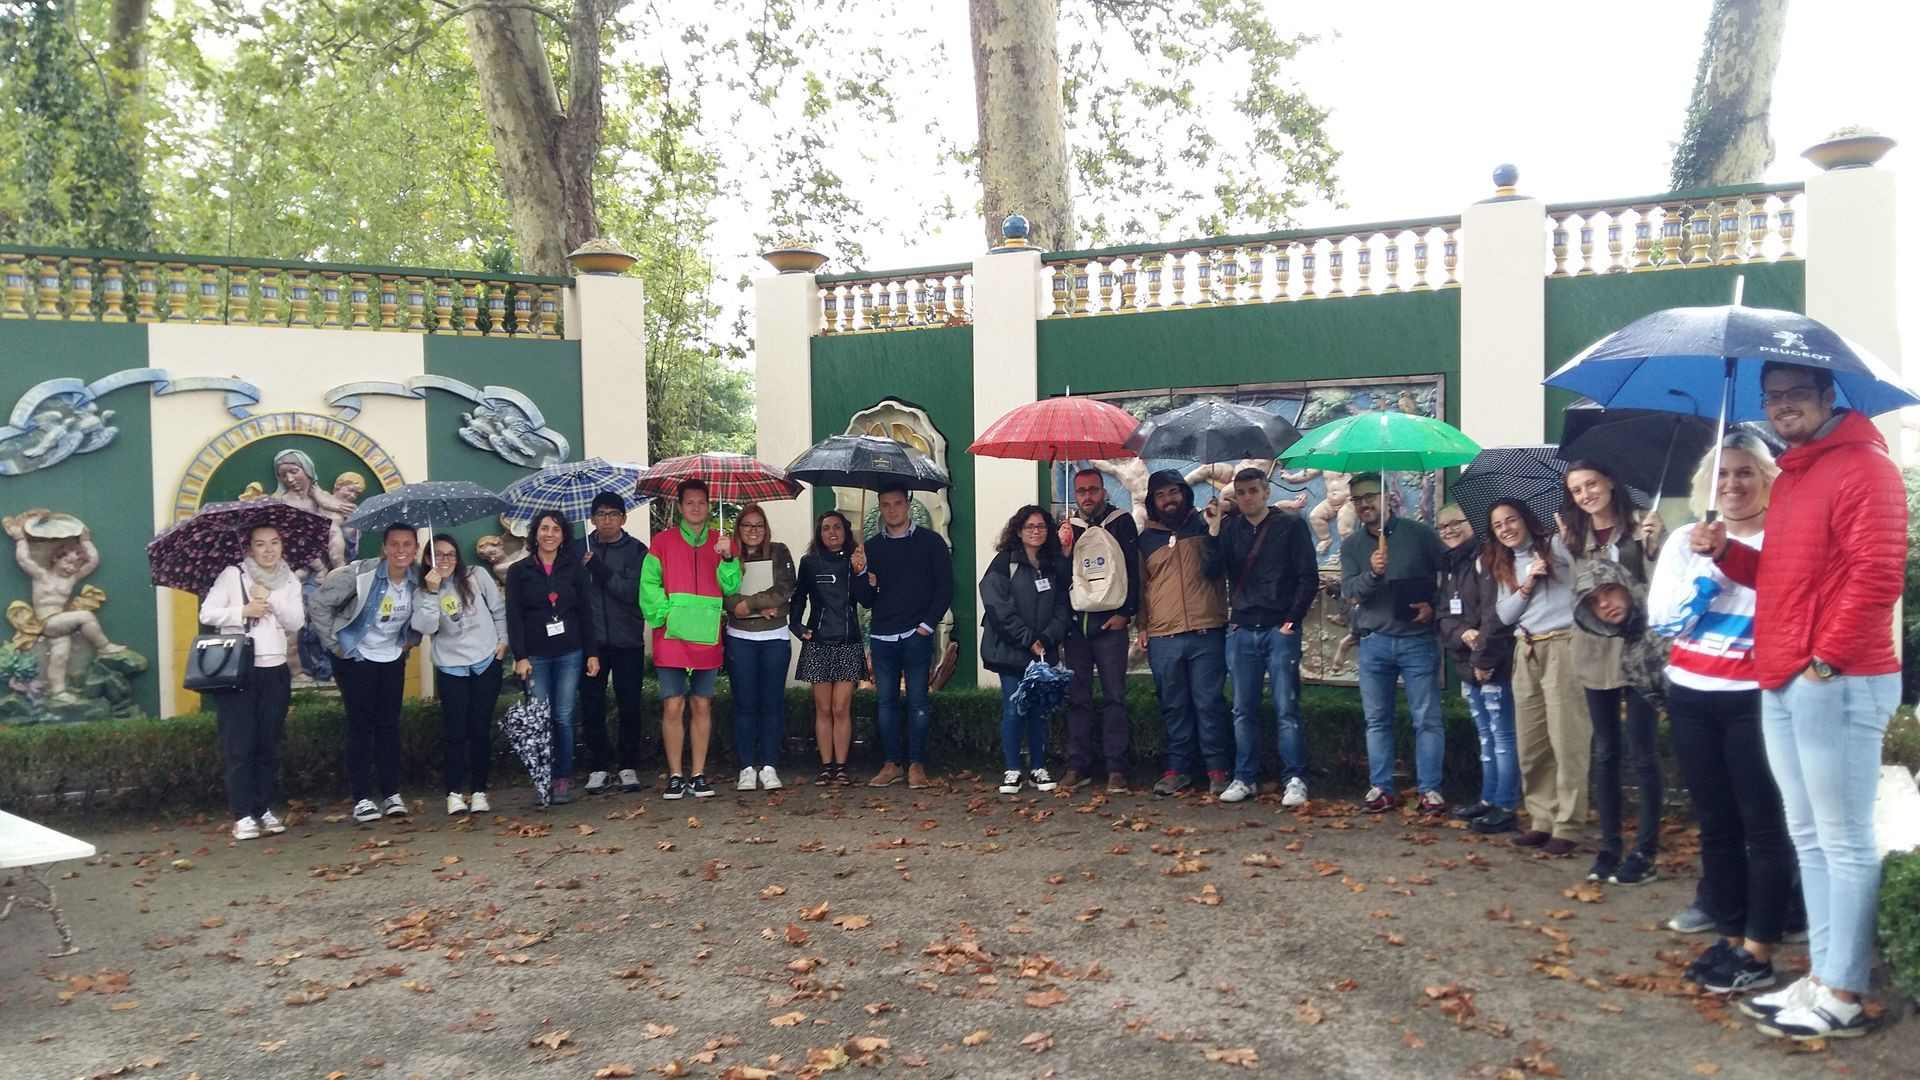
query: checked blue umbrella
[{"left": 502, "top": 458, "right": 646, "bottom": 529}]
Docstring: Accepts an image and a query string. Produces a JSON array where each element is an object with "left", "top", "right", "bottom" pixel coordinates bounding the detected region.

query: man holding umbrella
[
  {"left": 1055, "top": 468, "right": 1141, "bottom": 794},
  {"left": 1340, "top": 474, "right": 1449, "bottom": 814},
  {"left": 853, "top": 484, "right": 954, "bottom": 789},
  {"left": 1135, "top": 469, "right": 1232, "bottom": 797},
  {"left": 580, "top": 491, "right": 649, "bottom": 795},
  {"left": 1692, "top": 361, "right": 1905, "bottom": 1040}
]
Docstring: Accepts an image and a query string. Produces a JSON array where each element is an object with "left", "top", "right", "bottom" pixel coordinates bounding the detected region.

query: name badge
[
  {"left": 1449, "top": 596, "right": 1463, "bottom": 615},
  {"left": 379, "top": 595, "right": 396, "bottom": 619},
  {"left": 441, "top": 593, "right": 460, "bottom": 617},
  {"left": 1034, "top": 577, "right": 1053, "bottom": 592},
  {"left": 546, "top": 618, "right": 567, "bottom": 637}
]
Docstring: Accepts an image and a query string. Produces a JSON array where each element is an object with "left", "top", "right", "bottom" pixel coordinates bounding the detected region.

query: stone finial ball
[
  {"left": 1492, "top": 164, "right": 1520, "bottom": 189},
  {"left": 1001, "top": 214, "right": 1031, "bottom": 241}
]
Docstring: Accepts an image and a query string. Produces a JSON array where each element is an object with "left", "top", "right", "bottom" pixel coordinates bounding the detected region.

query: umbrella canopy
[
  {"left": 636, "top": 452, "right": 804, "bottom": 504},
  {"left": 1557, "top": 402, "right": 1718, "bottom": 502},
  {"left": 498, "top": 694, "right": 554, "bottom": 806},
  {"left": 1124, "top": 400, "right": 1303, "bottom": 465},
  {"left": 787, "top": 434, "right": 952, "bottom": 492},
  {"left": 345, "top": 480, "right": 510, "bottom": 534},
  {"left": 501, "top": 458, "right": 646, "bottom": 528},
  {"left": 1277, "top": 409, "right": 1481, "bottom": 473},
  {"left": 1453, "top": 445, "right": 1650, "bottom": 539},
  {"left": 1544, "top": 304, "right": 1920, "bottom": 421},
  {"left": 1009, "top": 659, "right": 1073, "bottom": 723},
  {"left": 968, "top": 396, "right": 1139, "bottom": 461},
  {"left": 148, "top": 500, "right": 336, "bottom": 595}
]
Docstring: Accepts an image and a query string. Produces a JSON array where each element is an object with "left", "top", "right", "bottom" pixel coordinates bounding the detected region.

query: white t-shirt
[{"left": 354, "top": 578, "right": 416, "bottom": 663}]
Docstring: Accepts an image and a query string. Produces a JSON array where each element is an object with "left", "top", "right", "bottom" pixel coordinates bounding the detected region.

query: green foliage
[
  {"left": 1880, "top": 847, "right": 1920, "bottom": 1002},
  {"left": 0, "top": 0, "right": 153, "bottom": 247}
]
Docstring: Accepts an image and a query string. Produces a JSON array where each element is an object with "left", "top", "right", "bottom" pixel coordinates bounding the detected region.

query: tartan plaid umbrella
[
  {"left": 346, "top": 480, "right": 510, "bottom": 534},
  {"left": 636, "top": 452, "right": 804, "bottom": 504},
  {"left": 501, "top": 458, "right": 646, "bottom": 529},
  {"left": 969, "top": 395, "right": 1140, "bottom": 461},
  {"left": 148, "top": 500, "right": 335, "bottom": 596}
]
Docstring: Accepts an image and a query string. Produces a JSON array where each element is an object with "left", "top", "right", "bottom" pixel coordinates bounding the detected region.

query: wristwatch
[{"left": 1809, "top": 658, "right": 1837, "bottom": 680}]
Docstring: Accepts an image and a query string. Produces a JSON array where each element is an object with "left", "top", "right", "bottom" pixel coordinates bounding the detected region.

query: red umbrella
[
  {"left": 967, "top": 396, "right": 1140, "bottom": 461},
  {"left": 636, "top": 452, "right": 804, "bottom": 504}
]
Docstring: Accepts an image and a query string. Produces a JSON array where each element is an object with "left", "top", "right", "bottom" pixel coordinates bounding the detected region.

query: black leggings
[
  {"left": 1587, "top": 685, "right": 1663, "bottom": 857},
  {"left": 215, "top": 663, "right": 292, "bottom": 819},
  {"left": 1667, "top": 683, "right": 1796, "bottom": 944},
  {"left": 438, "top": 661, "right": 504, "bottom": 793}
]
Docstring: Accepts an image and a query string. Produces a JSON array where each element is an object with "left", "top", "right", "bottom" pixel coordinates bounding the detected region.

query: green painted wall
[
  {"left": 1543, "top": 262, "right": 1805, "bottom": 439},
  {"left": 0, "top": 320, "right": 160, "bottom": 715},
  {"left": 205, "top": 434, "right": 383, "bottom": 558},
  {"left": 422, "top": 337, "right": 586, "bottom": 555},
  {"left": 810, "top": 328, "right": 977, "bottom": 685}
]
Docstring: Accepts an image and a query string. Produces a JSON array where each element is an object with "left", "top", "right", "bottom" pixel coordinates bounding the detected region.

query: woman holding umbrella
[
  {"left": 1558, "top": 460, "right": 1665, "bottom": 887},
  {"left": 723, "top": 504, "right": 797, "bottom": 791},
  {"left": 506, "top": 510, "right": 600, "bottom": 804},
  {"left": 1489, "top": 498, "right": 1586, "bottom": 857},
  {"left": 979, "top": 505, "right": 1070, "bottom": 794},
  {"left": 789, "top": 509, "right": 865, "bottom": 786},
  {"left": 198, "top": 525, "right": 305, "bottom": 840},
  {"left": 413, "top": 534, "right": 509, "bottom": 816}
]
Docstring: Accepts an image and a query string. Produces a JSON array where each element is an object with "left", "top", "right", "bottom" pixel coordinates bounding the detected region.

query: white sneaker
[
  {"left": 759, "top": 766, "right": 783, "bottom": 790},
  {"left": 999, "top": 770, "right": 1023, "bottom": 794},
  {"left": 469, "top": 791, "right": 491, "bottom": 813},
  {"left": 382, "top": 793, "right": 408, "bottom": 817},
  {"left": 1219, "top": 779, "right": 1254, "bottom": 803},
  {"left": 351, "top": 798, "right": 381, "bottom": 823},
  {"left": 446, "top": 792, "right": 469, "bottom": 815},
  {"left": 737, "top": 767, "right": 759, "bottom": 791},
  {"left": 619, "top": 769, "right": 641, "bottom": 792},
  {"left": 1029, "top": 768, "right": 1058, "bottom": 792},
  {"left": 584, "top": 770, "right": 611, "bottom": 794},
  {"left": 259, "top": 809, "right": 287, "bottom": 834},
  {"left": 1759, "top": 982, "right": 1869, "bottom": 1040},
  {"left": 232, "top": 816, "right": 261, "bottom": 841},
  {"left": 1282, "top": 777, "right": 1309, "bottom": 807}
]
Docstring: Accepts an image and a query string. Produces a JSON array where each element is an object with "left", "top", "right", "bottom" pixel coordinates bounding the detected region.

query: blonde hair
[{"left": 1687, "top": 431, "right": 1780, "bottom": 518}]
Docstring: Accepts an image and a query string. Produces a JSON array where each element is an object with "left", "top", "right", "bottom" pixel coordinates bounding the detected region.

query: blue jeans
[
  {"left": 1356, "top": 632, "right": 1445, "bottom": 793},
  {"left": 1462, "top": 678, "right": 1517, "bottom": 809},
  {"left": 528, "top": 650, "right": 584, "bottom": 779},
  {"left": 1761, "top": 672, "right": 1897, "bottom": 993},
  {"left": 870, "top": 633, "right": 933, "bottom": 764},
  {"left": 999, "top": 673, "right": 1048, "bottom": 771},
  {"left": 1225, "top": 625, "right": 1306, "bottom": 784},
  {"left": 726, "top": 636, "right": 792, "bottom": 768},
  {"left": 1146, "top": 630, "right": 1232, "bottom": 777}
]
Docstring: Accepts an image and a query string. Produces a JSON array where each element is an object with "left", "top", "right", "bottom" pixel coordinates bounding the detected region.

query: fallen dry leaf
[
  {"left": 1562, "top": 882, "right": 1605, "bottom": 904},
  {"left": 784, "top": 924, "right": 812, "bottom": 946},
  {"left": 758, "top": 884, "right": 787, "bottom": 900},
  {"left": 846, "top": 1035, "right": 890, "bottom": 1057},
  {"left": 529, "top": 1029, "right": 572, "bottom": 1050},
  {"left": 806, "top": 1045, "right": 852, "bottom": 1071},
  {"left": 1202, "top": 1046, "right": 1260, "bottom": 1067},
  {"left": 1689, "top": 1064, "right": 1719, "bottom": 1076},
  {"left": 595, "top": 1066, "right": 637, "bottom": 1079},
  {"left": 962, "top": 1030, "right": 992, "bottom": 1047},
  {"left": 799, "top": 901, "right": 830, "bottom": 921},
  {"left": 643, "top": 1023, "right": 677, "bottom": 1040},
  {"left": 833, "top": 914, "right": 873, "bottom": 931},
  {"left": 1297, "top": 999, "right": 1323, "bottom": 1025},
  {"left": 1024, "top": 987, "right": 1070, "bottom": 1009},
  {"left": 1021, "top": 1030, "right": 1054, "bottom": 1053},
  {"left": 770, "top": 1011, "right": 807, "bottom": 1027},
  {"left": 259, "top": 1039, "right": 287, "bottom": 1053}
]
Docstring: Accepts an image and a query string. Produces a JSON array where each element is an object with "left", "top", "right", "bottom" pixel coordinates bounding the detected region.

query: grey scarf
[{"left": 242, "top": 555, "right": 295, "bottom": 592}]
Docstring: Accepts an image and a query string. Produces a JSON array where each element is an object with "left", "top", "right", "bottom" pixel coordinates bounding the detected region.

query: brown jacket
[{"left": 1137, "top": 515, "right": 1227, "bottom": 638}]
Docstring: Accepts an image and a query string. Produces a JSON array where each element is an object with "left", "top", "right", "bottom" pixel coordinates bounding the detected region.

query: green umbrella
[{"left": 1277, "top": 409, "right": 1481, "bottom": 555}]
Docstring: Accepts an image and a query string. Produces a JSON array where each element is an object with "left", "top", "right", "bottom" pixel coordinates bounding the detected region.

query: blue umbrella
[
  {"left": 501, "top": 457, "right": 646, "bottom": 528},
  {"left": 345, "top": 480, "right": 510, "bottom": 534},
  {"left": 1009, "top": 659, "right": 1073, "bottom": 724}
]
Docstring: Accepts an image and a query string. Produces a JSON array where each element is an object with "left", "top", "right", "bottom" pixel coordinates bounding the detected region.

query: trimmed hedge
[
  {"left": 4, "top": 685, "right": 1916, "bottom": 814},
  {"left": 1881, "top": 848, "right": 1920, "bottom": 1003}
]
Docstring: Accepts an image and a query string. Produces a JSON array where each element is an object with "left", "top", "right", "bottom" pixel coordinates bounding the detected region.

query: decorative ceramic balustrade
[
  {"left": 816, "top": 267, "right": 975, "bottom": 335},
  {"left": 1544, "top": 185, "right": 1803, "bottom": 277},
  {"left": 0, "top": 248, "right": 569, "bottom": 338}
]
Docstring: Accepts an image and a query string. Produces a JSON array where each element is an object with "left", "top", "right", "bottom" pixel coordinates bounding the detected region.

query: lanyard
[{"left": 538, "top": 556, "right": 558, "bottom": 607}]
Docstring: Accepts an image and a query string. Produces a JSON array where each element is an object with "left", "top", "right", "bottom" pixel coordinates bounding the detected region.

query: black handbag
[{"left": 184, "top": 630, "right": 253, "bottom": 693}]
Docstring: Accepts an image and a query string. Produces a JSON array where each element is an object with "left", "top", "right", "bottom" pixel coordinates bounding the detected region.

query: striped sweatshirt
[{"left": 1646, "top": 523, "right": 1763, "bottom": 692}]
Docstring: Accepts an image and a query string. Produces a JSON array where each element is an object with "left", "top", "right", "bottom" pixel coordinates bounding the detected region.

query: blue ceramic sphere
[
  {"left": 1492, "top": 164, "right": 1520, "bottom": 189},
  {"left": 1001, "top": 214, "right": 1031, "bottom": 241}
]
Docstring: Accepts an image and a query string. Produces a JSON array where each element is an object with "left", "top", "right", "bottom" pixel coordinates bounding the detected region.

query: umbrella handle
[{"left": 1704, "top": 356, "right": 1736, "bottom": 524}]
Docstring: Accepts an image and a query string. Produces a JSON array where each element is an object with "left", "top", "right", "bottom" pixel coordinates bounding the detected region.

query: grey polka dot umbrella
[{"left": 345, "top": 481, "right": 511, "bottom": 534}]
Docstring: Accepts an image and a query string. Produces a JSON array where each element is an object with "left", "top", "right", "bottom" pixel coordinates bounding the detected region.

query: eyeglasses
[
  {"left": 1760, "top": 385, "right": 1820, "bottom": 407},
  {"left": 1020, "top": 523, "right": 1049, "bottom": 532},
  {"left": 1073, "top": 485, "right": 1104, "bottom": 495},
  {"left": 590, "top": 510, "right": 624, "bottom": 519},
  {"left": 1437, "top": 520, "right": 1470, "bottom": 530},
  {"left": 433, "top": 551, "right": 458, "bottom": 560}
]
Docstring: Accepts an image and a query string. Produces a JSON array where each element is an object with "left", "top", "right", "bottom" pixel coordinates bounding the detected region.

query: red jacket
[{"left": 1715, "top": 409, "right": 1905, "bottom": 689}]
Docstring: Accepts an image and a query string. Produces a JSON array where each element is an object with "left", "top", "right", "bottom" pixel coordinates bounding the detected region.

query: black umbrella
[
  {"left": 1558, "top": 402, "right": 1716, "bottom": 504},
  {"left": 499, "top": 693, "right": 554, "bottom": 806},
  {"left": 1124, "top": 399, "right": 1303, "bottom": 465},
  {"left": 786, "top": 434, "right": 952, "bottom": 492},
  {"left": 1452, "top": 446, "right": 1569, "bottom": 538},
  {"left": 345, "top": 481, "right": 511, "bottom": 534}
]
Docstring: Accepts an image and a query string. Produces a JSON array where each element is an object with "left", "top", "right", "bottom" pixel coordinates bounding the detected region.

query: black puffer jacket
[
  {"left": 978, "top": 548, "right": 1071, "bottom": 675},
  {"left": 790, "top": 551, "right": 861, "bottom": 646},
  {"left": 1437, "top": 539, "right": 1513, "bottom": 681},
  {"left": 585, "top": 531, "right": 649, "bottom": 651}
]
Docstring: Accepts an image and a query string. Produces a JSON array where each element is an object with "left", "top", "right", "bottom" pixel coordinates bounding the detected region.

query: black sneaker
[
  {"left": 1609, "top": 850, "right": 1659, "bottom": 886},
  {"left": 1470, "top": 806, "right": 1518, "bottom": 834},
  {"left": 663, "top": 774, "right": 686, "bottom": 800},
  {"left": 690, "top": 773, "right": 715, "bottom": 798},
  {"left": 1449, "top": 799, "right": 1495, "bottom": 821},
  {"left": 1586, "top": 850, "right": 1621, "bottom": 883},
  {"left": 1685, "top": 939, "right": 1736, "bottom": 984},
  {"left": 1699, "top": 945, "right": 1776, "bottom": 995}
]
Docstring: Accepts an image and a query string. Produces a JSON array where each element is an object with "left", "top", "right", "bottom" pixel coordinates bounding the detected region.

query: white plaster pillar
[
  {"left": 752, "top": 272, "right": 820, "bottom": 556},
  {"left": 567, "top": 273, "right": 650, "bottom": 503},
  {"left": 1458, "top": 167, "right": 1548, "bottom": 446},
  {"left": 1803, "top": 162, "right": 1905, "bottom": 453},
  {"left": 970, "top": 246, "right": 1044, "bottom": 681}
]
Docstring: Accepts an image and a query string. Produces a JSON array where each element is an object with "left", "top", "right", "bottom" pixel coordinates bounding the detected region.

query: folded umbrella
[
  {"left": 148, "top": 500, "right": 335, "bottom": 595},
  {"left": 1009, "top": 658, "right": 1073, "bottom": 724},
  {"left": 502, "top": 458, "right": 646, "bottom": 529},
  {"left": 345, "top": 480, "right": 510, "bottom": 534},
  {"left": 1124, "top": 399, "right": 1302, "bottom": 466},
  {"left": 498, "top": 692, "right": 554, "bottom": 806}
]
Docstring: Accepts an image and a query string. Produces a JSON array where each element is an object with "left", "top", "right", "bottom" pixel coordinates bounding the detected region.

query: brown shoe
[
  {"left": 1106, "top": 771, "right": 1129, "bottom": 793},
  {"left": 906, "top": 763, "right": 930, "bottom": 789},
  {"left": 1541, "top": 837, "right": 1580, "bottom": 857},
  {"left": 1511, "top": 830, "right": 1552, "bottom": 848},
  {"left": 1057, "top": 770, "right": 1085, "bottom": 792},
  {"left": 868, "top": 762, "right": 905, "bottom": 787}
]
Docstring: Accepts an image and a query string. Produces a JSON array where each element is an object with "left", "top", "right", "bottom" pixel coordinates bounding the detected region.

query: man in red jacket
[{"left": 1693, "top": 360, "right": 1904, "bottom": 1040}]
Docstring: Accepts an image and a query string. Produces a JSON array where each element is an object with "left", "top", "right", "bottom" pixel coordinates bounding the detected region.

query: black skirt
[{"left": 795, "top": 639, "right": 864, "bottom": 683}]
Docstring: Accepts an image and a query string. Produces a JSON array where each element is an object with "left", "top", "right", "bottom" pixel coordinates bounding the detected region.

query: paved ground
[{"left": 3, "top": 776, "right": 1914, "bottom": 1080}]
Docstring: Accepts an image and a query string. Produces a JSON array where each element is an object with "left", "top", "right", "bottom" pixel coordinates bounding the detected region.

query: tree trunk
[
  {"left": 463, "top": 0, "right": 619, "bottom": 276},
  {"left": 970, "top": 0, "right": 1073, "bottom": 251},
  {"left": 1669, "top": 0, "right": 1789, "bottom": 190},
  {"left": 106, "top": 0, "right": 148, "bottom": 96}
]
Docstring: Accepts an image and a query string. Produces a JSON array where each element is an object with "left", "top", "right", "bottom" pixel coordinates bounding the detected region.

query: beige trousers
[{"left": 1509, "top": 634, "right": 1590, "bottom": 840}]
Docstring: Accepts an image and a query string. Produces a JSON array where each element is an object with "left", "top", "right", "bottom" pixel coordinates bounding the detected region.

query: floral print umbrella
[
  {"left": 147, "top": 500, "right": 335, "bottom": 596},
  {"left": 499, "top": 693, "right": 554, "bottom": 806}
]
